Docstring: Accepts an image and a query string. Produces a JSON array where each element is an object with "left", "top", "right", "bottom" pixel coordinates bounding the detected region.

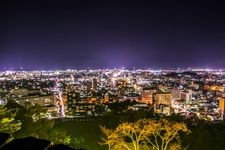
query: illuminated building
[
  {"left": 67, "top": 91, "right": 96, "bottom": 116},
  {"left": 219, "top": 97, "right": 225, "bottom": 119},
  {"left": 115, "top": 79, "right": 127, "bottom": 88},
  {"left": 13, "top": 95, "right": 54, "bottom": 107},
  {"left": 180, "top": 90, "right": 192, "bottom": 104},
  {"left": 67, "top": 91, "right": 80, "bottom": 111},
  {"left": 153, "top": 92, "right": 172, "bottom": 114},
  {"left": 141, "top": 88, "right": 155, "bottom": 104},
  {"left": 153, "top": 92, "right": 172, "bottom": 106},
  {"left": 73, "top": 103, "right": 95, "bottom": 115},
  {"left": 10, "top": 88, "right": 29, "bottom": 97},
  {"left": 204, "top": 85, "right": 225, "bottom": 92},
  {"left": 170, "top": 89, "right": 180, "bottom": 99}
]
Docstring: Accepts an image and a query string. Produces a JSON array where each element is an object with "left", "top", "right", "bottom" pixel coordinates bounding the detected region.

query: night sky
[{"left": 1, "top": 1, "right": 225, "bottom": 70}]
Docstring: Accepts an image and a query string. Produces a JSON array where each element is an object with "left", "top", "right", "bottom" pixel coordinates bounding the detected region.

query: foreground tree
[
  {"left": 0, "top": 106, "right": 21, "bottom": 135},
  {"left": 25, "top": 104, "right": 48, "bottom": 122},
  {"left": 49, "top": 128, "right": 71, "bottom": 145},
  {"left": 100, "top": 119, "right": 190, "bottom": 150},
  {"left": 0, "top": 105, "right": 22, "bottom": 147},
  {"left": 14, "top": 103, "right": 54, "bottom": 139}
]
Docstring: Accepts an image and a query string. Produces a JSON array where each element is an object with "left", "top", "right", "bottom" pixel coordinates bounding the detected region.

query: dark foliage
[{"left": 0, "top": 136, "right": 50, "bottom": 150}]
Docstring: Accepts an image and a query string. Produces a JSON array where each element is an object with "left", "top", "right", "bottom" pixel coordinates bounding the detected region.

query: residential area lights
[{"left": 0, "top": 68, "right": 225, "bottom": 123}]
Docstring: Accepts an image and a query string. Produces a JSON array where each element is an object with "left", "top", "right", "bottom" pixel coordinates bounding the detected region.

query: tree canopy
[
  {"left": 100, "top": 119, "right": 190, "bottom": 150},
  {"left": 0, "top": 106, "right": 21, "bottom": 135}
]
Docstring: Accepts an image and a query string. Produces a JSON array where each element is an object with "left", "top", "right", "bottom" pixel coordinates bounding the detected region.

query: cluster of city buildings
[{"left": 0, "top": 69, "right": 225, "bottom": 122}]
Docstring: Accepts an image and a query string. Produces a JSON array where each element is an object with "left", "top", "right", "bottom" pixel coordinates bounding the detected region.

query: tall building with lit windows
[
  {"left": 219, "top": 97, "right": 225, "bottom": 119},
  {"left": 141, "top": 88, "right": 155, "bottom": 104},
  {"left": 180, "top": 90, "right": 192, "bottom": 104},
  {"left": 67, "top": 91, "right": 80, "bottom": 111},
  {"left": 153, "top": 92, "right": 172, "bottom": 115}
]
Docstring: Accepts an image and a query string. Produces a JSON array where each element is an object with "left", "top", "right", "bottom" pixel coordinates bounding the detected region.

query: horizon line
[{"left": 1, "top": 67, "right": 225, "bottom": 72}]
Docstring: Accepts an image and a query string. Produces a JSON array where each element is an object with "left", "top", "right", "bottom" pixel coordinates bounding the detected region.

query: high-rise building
[
  {"left": 153, "top": 92, "right": 172, "bottom": 115},
  {"left": 219, "top": 97, "right": 225, "bottom": 119},
  {"left": 180, "top": 90, "right": 192, "bottom": 104},
  {"left": 141, "top": 88, "right": 155, "bottom": 104},
  {"left": 67, "top": 91, "right": 80, "bottom": 111}
]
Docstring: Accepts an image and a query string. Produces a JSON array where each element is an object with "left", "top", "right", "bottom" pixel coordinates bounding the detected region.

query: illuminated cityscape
[
  {"left": 0, "top": 68, "right": 225, "bottom": 148},
  {"left": 1, "top": 68, "right": 225, "bottom": 120},
  {"left": 1, "top": 68, "right": 225, "bottom": 149},
  {"left": 1, "top": 0, "right": 225, "bottom": 150}
]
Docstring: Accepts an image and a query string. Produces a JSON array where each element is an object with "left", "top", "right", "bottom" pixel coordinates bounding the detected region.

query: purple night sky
[{"left": 0, "top": 1, "right": 225, "bottom": 70}]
